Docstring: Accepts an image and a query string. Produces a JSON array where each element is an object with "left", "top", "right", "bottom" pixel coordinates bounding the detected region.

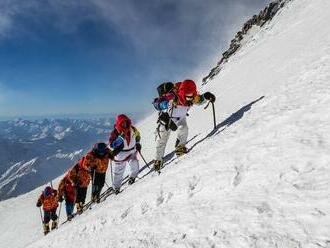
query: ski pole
[
  {"left": 139, "top": 151, "right": 150, "bottom": 169},
  {"left": 211, "top": 102, "right": 216, "bottom": 130}
]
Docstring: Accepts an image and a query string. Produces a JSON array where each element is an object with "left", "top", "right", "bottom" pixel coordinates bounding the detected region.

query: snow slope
[{"left": 1, "top": 0, "right": 330, "bottom": 247}]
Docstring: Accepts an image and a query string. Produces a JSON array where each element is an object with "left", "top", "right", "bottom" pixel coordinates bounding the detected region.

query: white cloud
[
  {"left": 0, "top": 0, "right": 271, "bottom": 78},
  {"left": 87, "top": 0, "right": 270, "bottom": 68},
  {"left": 0, "top": 0, "right": 269, "bottom": 51},
  {"left": 0, "top": 2, "right": 14, "bottom": 39}
]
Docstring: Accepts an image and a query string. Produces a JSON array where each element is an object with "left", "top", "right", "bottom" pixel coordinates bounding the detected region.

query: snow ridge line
[{"left": 202, "top": 0, "right": 292, "bottom": 84}]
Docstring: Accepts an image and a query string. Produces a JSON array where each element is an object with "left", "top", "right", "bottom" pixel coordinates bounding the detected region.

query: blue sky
[{"left": 0, "top": 0, "right": 269, "bottom": 119}]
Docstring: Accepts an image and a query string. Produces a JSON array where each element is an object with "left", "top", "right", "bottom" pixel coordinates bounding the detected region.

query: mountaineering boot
[
  {"left": 76, "top": 202, "right": 83, "bottom": 215},
  {"left": 67, "top": 214, "right": 74, "bottom": 221},
  {"left": 51, "top": 220, "right": 58, "bottom": 230},
  {"left": 128, "top": 177, "right": 135, "bottom": 185},
  {"left": 92, "top": 195, "right": 98, "bottom": 203},
  {"left": 43, "top": 223, "right": 50, "bottom": 235},
  {"left": 175, "top": 145, "right": 188, "bottom": 157},
  {"left": 153, "top": 160, "right": 162, "bottom": 172}
]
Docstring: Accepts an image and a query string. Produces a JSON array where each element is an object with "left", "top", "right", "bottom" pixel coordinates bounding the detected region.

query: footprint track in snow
[
  {"left": 188, "top": 175, "right": 201, "bottom": 198},
  {"left": 121, "top": 207, "right": 132, "bottom": 219},
  {"left": 232, "top": 165, "right": 243, "bottom": 187}
]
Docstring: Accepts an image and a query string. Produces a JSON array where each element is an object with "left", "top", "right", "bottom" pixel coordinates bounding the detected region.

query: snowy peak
[
  {"left": 0, "top": 118, "right": 114, "bottom": 200},
  {"left": 202, "top": 0, "right": 290, "bottom": 84}
]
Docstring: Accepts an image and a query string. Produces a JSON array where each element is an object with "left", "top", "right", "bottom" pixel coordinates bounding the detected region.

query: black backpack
[{"left": 157, "top": 82, "right": 174, "bottom": 97}]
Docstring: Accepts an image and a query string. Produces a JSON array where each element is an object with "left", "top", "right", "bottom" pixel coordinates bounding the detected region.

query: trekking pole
[
  {"left": 139, "top": 151, "right": 150, "bottom": 169},
  {"left": 211, "top": 102, "right": 216, "bottom": 130},
  {"left": 105, "top": 181, "right": 111, "bottom": 189},
  {"left": 91, "top": 169, "right": 96, "bottom": 202},
  {"left": 204, "top": 101, "right": 217, "bottom": 130},
  {"left": 57, "top": 202, "right": 62, "bottom": 228},
  {"left": 110, "top": 161, "right": 114, "bottom": 187},
  {"left": 38, "top": 207, "right": 44, "bottom": 226}
]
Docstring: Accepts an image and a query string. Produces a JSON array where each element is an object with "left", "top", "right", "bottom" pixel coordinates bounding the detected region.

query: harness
[
  {"left": 113, "top": 151, "right": 137, "bottom": 162},
  {"left": 156, "top": 97, "right": 187, "bottom": 139}
]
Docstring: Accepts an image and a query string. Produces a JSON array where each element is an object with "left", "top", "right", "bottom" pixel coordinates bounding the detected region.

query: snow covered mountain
[
  {"left": 1, "top": 0, "right": 330, "bottom": 247},
  {"left": 0, "top": 118, "right": 115, "bottom": 200}
]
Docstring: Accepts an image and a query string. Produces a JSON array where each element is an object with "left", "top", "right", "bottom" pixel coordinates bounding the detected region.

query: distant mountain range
[{"left": 0, "top": 117, "right": 117, "bottom": 200}]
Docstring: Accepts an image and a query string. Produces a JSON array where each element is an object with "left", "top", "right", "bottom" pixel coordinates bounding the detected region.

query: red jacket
[{"left": 58, "top": 177, "right": 76, "bottom": 202}]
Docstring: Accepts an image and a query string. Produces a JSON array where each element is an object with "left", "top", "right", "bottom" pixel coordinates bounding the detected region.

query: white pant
[
  {"left": 155, "top": 117, "right": 188, "bottom": 161},
  {"left": 111, "top": 159, "right": 139, "bottom": 189}
]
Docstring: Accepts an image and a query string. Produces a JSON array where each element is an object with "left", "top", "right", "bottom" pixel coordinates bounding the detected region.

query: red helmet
[
  {"left": 178, "top": 79, "right": 197, "bottom": 104},
  {"left": 115, "top": 114, "right": 132, "bottom": 133}
]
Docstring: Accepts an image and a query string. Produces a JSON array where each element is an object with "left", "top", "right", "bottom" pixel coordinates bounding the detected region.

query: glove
[
  {"left": 58, "top": 196, "right": 64, "bottom": 202},
  {"left": 203, "top": 92, "right": 216, "bottom": 103},
  {"left": 36, "top": 201, "right": 42, "bottom": 207},
  {"left": 136, "top": 143, "right": 142, "bottom": 152}
]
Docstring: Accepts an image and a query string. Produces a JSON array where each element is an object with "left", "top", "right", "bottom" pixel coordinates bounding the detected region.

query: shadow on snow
[
  {"left": 139, "top": 95, "right": 265, "bottom": 175},
  {"left": 188, "top": 95, "right": 265, "bottom": 152}
]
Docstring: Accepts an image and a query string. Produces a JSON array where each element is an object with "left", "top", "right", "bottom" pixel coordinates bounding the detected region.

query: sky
[{"left": 0, "top": 0, "right": 270, "bottom": 119}]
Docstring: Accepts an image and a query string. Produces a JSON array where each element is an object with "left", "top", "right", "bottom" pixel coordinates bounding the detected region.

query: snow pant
[
  {"left": 43, "top": 208, "right": 57, "bottom": 224},
  {"left": 76, "top": 187, "right": 87, "bottom": 204},
  {"left": 92, "top": 172, "right": 106, "bottom": 199},
  {"left": 155, "top": 117, "right": 188, "bottom": 161},
  {"left": 112, "top": 159, "right": 139, "bottom": 190},
  {"left": 65, "top": 201, "right": 74, "bottom": 217}
]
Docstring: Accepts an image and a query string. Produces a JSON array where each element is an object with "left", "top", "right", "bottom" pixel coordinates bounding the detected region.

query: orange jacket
[
  {"left": 37, "top": 190, "right": 58, "bottom": 211},
  {"left": 77, "top": 169, "right": 91, "bottom": 188},
  {"left": 66, "top": 157, "right": 91, "bottom": 188},
  {"left": 67, "top": 151, "right": 111, "bottom": 187},
  {"left": 66, "top": 165, "right": 79, "bottom": 185},
  {"left": 82, "top": 151, "right": 110, "bottom": 174}
]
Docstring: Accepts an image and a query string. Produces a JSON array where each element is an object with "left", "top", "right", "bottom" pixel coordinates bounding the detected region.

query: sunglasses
[{"left": 185, "top": 95, "right": 194, "bottom": 101}]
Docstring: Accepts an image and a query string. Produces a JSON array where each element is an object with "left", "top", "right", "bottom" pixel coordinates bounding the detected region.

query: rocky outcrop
[{"left": 202, "top": 0, "right": 291, "bottom": 85}]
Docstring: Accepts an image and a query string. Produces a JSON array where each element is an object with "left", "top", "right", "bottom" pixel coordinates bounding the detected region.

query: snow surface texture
[{"left": 1, "top": 0, "right": 330, "bottom": 247}]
